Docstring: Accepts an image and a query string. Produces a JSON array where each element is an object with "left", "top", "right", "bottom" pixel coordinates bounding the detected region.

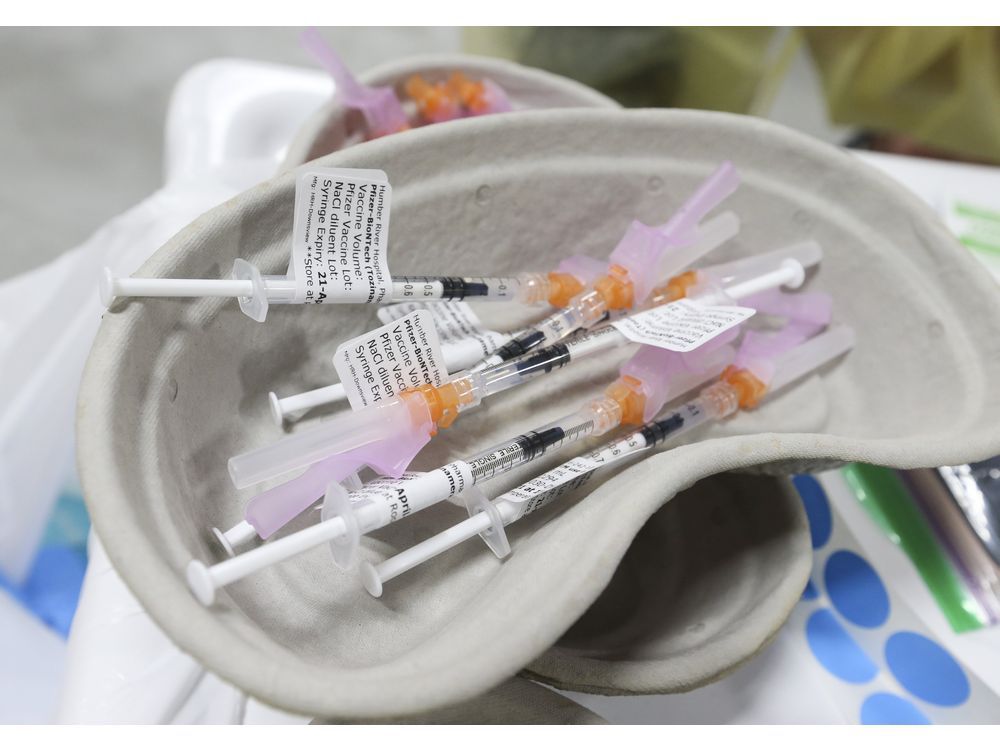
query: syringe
[
  {"left": 191, "top": 415, "right": 602, "bottom": 604},
  {"left": 226, "top": 252, "right": 809, "bottom": 494},
  {"left": 358, "top": 324, "right": 856, "bottom": 596},
  {"left": 404, "top": 75, "right": 463, "bottom": 123},
  {"left": 404, "top": 72, "right": 512, "bottom": 123},
  {"left": 219, "top": 316, "right": 746, "bottom": 553},
  {"left": 474, "top": 162, "right": 742, "bottom": 369},
  {"left": 99, "top": 244, "right": 621, "bottom": 323},
  {"left": 99, "top": 167, "right": 737, "bottom": 322},
  {"left": 442, "top": 72, "right": 513, "bottom": 117},
  {"left": 220, "top": 271, "right": 829, "bottom": 557},
  {"left": 188, "top": 331, "right": 743, "bottom": 603},
  {"left": 266, "top": 240, "right": 823, "bottom": 424},
  {"left": 99, "top": 260, "right": 533, "bottom": 323},
  {"left": 300, "top": 27, "right": 410, "bottom": 139}
]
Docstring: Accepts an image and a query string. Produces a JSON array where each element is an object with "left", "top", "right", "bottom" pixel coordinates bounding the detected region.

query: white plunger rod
[
  {"left": 186, "top": 515, "right": 347, "bottom": 606},
  {"left": 719, "top": 259, "right": 804, "bottom": 301},
  {"left": 362, "top": 513, "right": 493, "bottom": 596},
  {"left": 270, "top": 383, "right": 347, "bottom": 425},
  {"left": 108, "top": 274, "right": 254, "bottom": 298}
]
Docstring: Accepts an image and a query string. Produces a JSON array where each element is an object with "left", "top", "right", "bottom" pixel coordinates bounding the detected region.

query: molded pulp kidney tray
[{"left": 78, "top": 109, "right": 1000, "bottom": 719}]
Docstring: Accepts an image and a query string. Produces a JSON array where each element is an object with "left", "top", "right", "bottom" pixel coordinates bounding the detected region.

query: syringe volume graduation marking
[
  {"left": 517, "top": 427, "right": 570, "bottom": 461},
  {"left": 639, "top": 402, "right": 706, "bottom": 447},
  {"left": 392, "top": 276, "right": 518, "bottom": 300},
  {"left": 460, "top": 280, "right": 490, "bottom": 297},
  {"left": 468, "top": 277, "right": 514, "bottom": 298},
  {"left": 513, "top": 342, "right": 571, "bottom": 376},
  {"left": 494, "top": 330, "right": 549, "bottom": 361},
  {"left": 560, "top": 420, "right": 595, "bottom": 445},
  {"left": 468, "top": 443, "right": 526, "bottom": 481},
  {"left": 468, "top": 426, "right": 567, "bottom": 481},
  {"left": 470, "top": 421, "right": 596, "bottom": 482}
]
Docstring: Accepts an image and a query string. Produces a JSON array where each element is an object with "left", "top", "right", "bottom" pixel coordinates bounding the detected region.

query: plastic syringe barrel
[
  {"left": 461, "top": 415, "right": 599, "bottom": 485},
  {"left": 696, "top": 259, "right": 806, "bottom": 306},
  {"left": 703, "top": 240, "right": 822, "bottom": 288},
  {"left": 228, "top": 397, "right": 416, "bottom": 489},
  {"left": 765, "top": 325, "right": 855, "bottom": 395},
  {"left": 389, "top": 276, "right": 520, "bottom": 301}
]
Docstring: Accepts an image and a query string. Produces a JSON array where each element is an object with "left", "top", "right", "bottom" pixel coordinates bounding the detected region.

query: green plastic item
[
  {"left": 952, "top": 201, "right": 1000, "bottom": 257},
  {"left": 467, "top": 27, "right": 1000, "bottom": 163},
  {"left": 803, "top": 27, "right": 1000, "bottom": 163},
  {"left": 841, "top": 463, "right": 986, "bottom": 633},
  {"left": 462, "top": 27, "right": 788, "bottom": 114}
]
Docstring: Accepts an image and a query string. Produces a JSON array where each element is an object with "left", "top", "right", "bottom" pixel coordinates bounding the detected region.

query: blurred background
[
  {"left": 6, "top": 27, "right": 998, "bottom": 282},
  {"left": 1, "top": 26, "right": 998, "bottom": 725},
  {"left": 0, "top": 28, "right": 456, "bottom": 280}
]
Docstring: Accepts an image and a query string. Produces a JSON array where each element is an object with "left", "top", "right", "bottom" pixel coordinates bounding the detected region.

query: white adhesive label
[
  {"left": 501, "top": 434, "right": 648, "bottom": 521},
  {"left": 611, "top": 298, "right": 754, "bottom": 352},
  {"left": 290, "top": 168, "right": 392, "bottom": 304},
  {"left": 351, "top": 464, "right": 474, "bottom": 523},
  {"left": 377, "top": 300, "right": 510, "bottom": 372},
  {"left": 333, "top": 310, "right": 447, "bottom": 410}
]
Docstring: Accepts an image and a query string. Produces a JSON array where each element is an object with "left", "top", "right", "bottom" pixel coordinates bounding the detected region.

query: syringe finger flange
[
  {"left": 461, "top": 486, "right": 510, "bottom": 559},
  {"left": 321, "top": 482, "right": 361, "bottom": 568},
  {"left": 233, "top": 258, "right": 270, "bottom": 322}
]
